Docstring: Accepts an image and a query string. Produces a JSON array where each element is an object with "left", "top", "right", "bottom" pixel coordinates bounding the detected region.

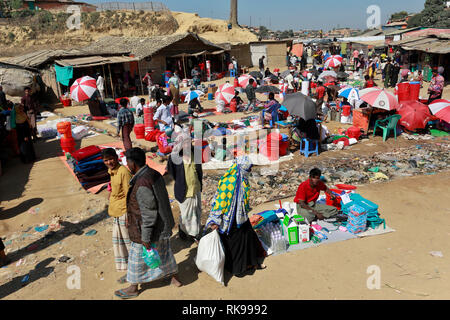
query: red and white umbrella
[
  {"left": 359, "top": 87, "right": 398, "bottom": 111},
  {"left": 428, "top": 99, "right": 450, "bottom": 123},
  {"left": 324, "top": 55, "right": 343, "bottom": 69},
  {"left": 214, "top": 83, "right": 235, "bottom": 104},
  {"left": 70, "top": 76, "right": 97, "bottom": 102},
  {"left": 238, "top": 74, "right": 256, "bottom": 88}
]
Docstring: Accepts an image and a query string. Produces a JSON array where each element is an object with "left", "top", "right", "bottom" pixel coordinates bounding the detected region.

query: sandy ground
[{"left": 1, "top": 67, "right": 449, "bottom": 300}]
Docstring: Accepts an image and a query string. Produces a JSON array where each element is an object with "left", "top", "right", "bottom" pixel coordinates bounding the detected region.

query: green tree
[
  {"left": 408, "top": 0, "right": 450, "bottom": 28},
  {"left": 258, "top": 25, "right": 269, "bottom": 39},
  {"left": 389, "top": 11, "right": 408, "bottom": 21},
  {"left": 9, "top": 0, "right": 23, "bottom": 10}
]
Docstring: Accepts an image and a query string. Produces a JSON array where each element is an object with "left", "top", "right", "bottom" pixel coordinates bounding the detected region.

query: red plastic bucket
[
  {"left": 397, "top": 82, "right": 410, "bottom": 103},
  {"left": 60, "top": 137, "right": 75, "bottom": 153},
  {"left": 134, "top": 124, "right": 145, "bottom": 139},
  {"left": 409, "top": 82, "right": 420, "bottom": 101},
  {"left": 346, "top": 126, "right": 361, "bottom": 140},
  {"left": 56, "top": 121, "right": 72, "bottom": 138},
  {"left": 342, "top": 105, "right": 351, "bottom": 117}
]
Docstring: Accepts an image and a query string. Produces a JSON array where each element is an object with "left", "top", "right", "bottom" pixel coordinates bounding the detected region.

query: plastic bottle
[{"left": 142, "top": 247, "right": 161, "bottom": 269}]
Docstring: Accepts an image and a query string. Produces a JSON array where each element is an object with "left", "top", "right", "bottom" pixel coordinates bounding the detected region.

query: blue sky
[{"left": 87, "top": 0, "right": 427, "bottom": 30}]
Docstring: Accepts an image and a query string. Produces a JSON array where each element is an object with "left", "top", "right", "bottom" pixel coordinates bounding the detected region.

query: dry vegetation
[{"left": 0, "top": 10, "right": 179, "bottom": 56}]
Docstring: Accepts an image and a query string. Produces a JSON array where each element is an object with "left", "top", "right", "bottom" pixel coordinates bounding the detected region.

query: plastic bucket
[
  {"left": 208, "top": 93, "right": 213, "bottom": 100},
  {"left": 397, "top": 82, "right": 410, "bottom": 103},
  {"left": 346, "top": 126, "right": 361, "bottom": 140},
  {"left": 134, "top": 124, "right": 145, "bottom": 139},
  {"left": 60, "top": 137, "right": 75, "bottom": 153},
  {"left": 341, "top": 105, "right": 351, "bottom": 117},
  {"left": 409, "top": 82, "right": 420, "bottom": 101},
  {"left": 56, "top": 121, "right": 72, "bottom": 138}
]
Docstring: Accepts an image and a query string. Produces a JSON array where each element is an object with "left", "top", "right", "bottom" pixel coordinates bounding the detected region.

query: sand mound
[{"left": 172, "top": 11, "right": 257, "bottom": 44}]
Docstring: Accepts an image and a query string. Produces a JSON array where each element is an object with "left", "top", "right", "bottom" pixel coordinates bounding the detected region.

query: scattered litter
[
  {"left": 35, "top": 225, "right": 49, "bottom": 233},
  {"left": 16, "top": 259, "right": 25, "bottom": 267},
  {"left": 429, "top": 251, "right": 443, "bottom": 258},
  {"left": 85, "top": 230, "right": 97, "bottom": 236},
  {"left": 58, "top": 256, "right": 71, "bottom": 263},
  {"left": 21, "top": 274, "right": 30, "bottom": 284}
]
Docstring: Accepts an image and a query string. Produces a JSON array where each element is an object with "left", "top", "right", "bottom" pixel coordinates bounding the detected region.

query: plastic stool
[
  {"left": 230, "top": 69, "right": 236, "bottom": 77},
  {"left": 300, "top": 138, "right": 319, "bottom": 158}
]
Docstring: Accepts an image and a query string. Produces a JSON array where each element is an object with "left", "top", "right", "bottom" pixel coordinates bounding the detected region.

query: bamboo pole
[
  {"left": 102, "top": 64, "right": 108, "bottom": 97},
  {"left": 182, "top": 54, "right": 187, "bottom": 80},
  {"left": 138, "top": 60, "right": 144, "bottom": 97},
  {"left": 108, "top": 64, "right": 115, "bottom": 99}
]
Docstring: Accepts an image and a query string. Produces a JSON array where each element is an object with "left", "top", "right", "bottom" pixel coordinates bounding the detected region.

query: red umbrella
[
  {"left": 70, "top": 76, "right": 97, "bottom": 102},
  {"left": 397, "top": 100, "right": 432, "bottom": 131},
  {"left": 428, "top": 99, "right": 450, "bottom": 123}
]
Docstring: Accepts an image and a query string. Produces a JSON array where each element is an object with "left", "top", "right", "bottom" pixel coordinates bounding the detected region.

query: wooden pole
[
  {"left": 138, "top": 60, "right": 144, "bottom": 97},
  {"left": 182, "top": 54, "right": 187, "bottom": 81},
  {"left": 102, "top": 64, "right": 108, "bottom": 97},
  {"left": 108, "top": 64, "right": 115, "bottom": 99}
]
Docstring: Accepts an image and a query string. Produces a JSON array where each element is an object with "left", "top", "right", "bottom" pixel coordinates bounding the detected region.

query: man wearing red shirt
[
  {"left": 294, "top": 168, "right": 339, "bottom": 222},
  {"left": 315, "top": 80, "right": 326, "bottom": 113}
]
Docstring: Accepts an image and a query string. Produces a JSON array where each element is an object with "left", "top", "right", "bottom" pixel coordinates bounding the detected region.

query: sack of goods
[
  {"left": 195, "top": 230, "right": 225, "bottom": 285},
  {"left": 346, "top": 205, "right": 368, "bottom": 234}
]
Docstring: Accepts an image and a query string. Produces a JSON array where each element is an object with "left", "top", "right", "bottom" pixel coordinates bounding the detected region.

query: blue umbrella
[
  {"left": 185, "top": 90, "right": 204, "bottom": 103},
  {"left": 338, "top": 87, "right": 360, "bottom": 101}
]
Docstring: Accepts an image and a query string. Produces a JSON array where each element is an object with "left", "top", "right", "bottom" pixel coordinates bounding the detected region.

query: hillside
[{"left": 0, "top": 10, "right": 257, "bottom": 58}]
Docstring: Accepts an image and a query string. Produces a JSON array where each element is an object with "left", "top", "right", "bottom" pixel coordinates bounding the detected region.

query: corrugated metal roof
[{"left": 392, "top": 36, "right": 450, "bottom": 54}]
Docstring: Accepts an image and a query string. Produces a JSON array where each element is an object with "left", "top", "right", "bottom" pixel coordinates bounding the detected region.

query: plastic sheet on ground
[{"left": 202, "top": 153, "right": 294, "bottom": 170}]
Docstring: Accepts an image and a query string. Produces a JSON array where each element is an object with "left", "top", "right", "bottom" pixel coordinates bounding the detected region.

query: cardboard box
[
  {"left": 208, "top": 86, "right": 218, "bottom": 95},
  {"left": 286, "top": 221, "right": 299, "bottom": 245},
  {"left": 298, "top": 222, "right": 310, "bottom": 242}
]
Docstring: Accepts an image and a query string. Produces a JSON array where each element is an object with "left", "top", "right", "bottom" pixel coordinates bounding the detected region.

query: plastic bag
[
  {"left": 72, "top": 126, "right": 89, "bottom": 140},
  {"left": 195, "top": 229, "right": 225, "bottom": 285}
]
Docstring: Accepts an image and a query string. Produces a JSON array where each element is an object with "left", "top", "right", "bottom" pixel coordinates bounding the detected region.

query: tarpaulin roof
[{"left": 54, "top": 55, "right": 139, "bottom": 68}]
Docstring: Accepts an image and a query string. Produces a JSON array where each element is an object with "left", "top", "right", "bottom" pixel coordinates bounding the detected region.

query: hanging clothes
[{"left": 54, "top": 64, "right": 73, "bottom": 86}]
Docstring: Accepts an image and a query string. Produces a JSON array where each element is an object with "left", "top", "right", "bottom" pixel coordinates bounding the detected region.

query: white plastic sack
[{"left": 195, "top": 230, "right": 225, "bottom": 285}]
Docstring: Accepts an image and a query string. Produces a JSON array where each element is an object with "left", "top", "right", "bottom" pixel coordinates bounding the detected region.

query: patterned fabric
[
  {"left": 430, "top": 75, "right": 445, "bottom": 99},
  {"left": 206, "top": 156, "right": 252, "bottom": 235},
  {"left": 126, "top": 238, "right": 178, "bottom": 284},
  {"left": 112, "top": 215, "right": 131, "bottom": 271},
  {"left": 117, "top": 107, "right": 135, "bottom": 129}
]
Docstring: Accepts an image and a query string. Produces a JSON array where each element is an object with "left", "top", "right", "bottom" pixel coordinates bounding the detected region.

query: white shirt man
[
  {"left": 286, "top": 72, "right": 295, "bottom": 90},
  {"left": 153, "top": 102, "right": 173, "bottom": 131},
  {"left": 130, "top": 95, "right": 140, "bottom": 109},
  {"left": 96, "top": 75, "right": 105, "bottom": 100}
]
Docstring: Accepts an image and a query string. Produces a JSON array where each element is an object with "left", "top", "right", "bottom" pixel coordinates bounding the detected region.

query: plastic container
[
  {"left": 409, "top": 81, "right": 420, "bottom": 101},
  {"left": 346, "top": 126, "right": 362, "bottom": 140},
  {"left": 341, "top": 105, "right": 351, "bottom": 117},
  {"left": 56, "top": 121, "right": 72, "bottom": 138},
  {"left": 134, "top": 123, "right": 145, "bottom": 139},
  {"left": 60, "top": 137, "right": 75, "bottom": 153},
  {"left": 208, "top": 93, "right": 213, "bottom": 100},
  {"left": 397, "top": 82, "right": 410, "bottom": 103}
]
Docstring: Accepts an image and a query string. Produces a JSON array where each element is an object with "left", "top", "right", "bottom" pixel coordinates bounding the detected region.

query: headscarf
[
  {"left": 14, "top": 104, "right": 28, "bottom": 124},
  {"left": 206, "top": 156, "right": 252, "bottom": 235}
]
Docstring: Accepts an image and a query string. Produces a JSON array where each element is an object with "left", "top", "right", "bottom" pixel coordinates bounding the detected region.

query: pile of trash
[{"left": 200, "top": 142, "right": 450, "bottom": 214}]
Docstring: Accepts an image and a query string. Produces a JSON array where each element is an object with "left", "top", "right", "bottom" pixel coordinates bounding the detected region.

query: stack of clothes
[{"left": 69, "top": 145, "right": 110, "bottom": 190}]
